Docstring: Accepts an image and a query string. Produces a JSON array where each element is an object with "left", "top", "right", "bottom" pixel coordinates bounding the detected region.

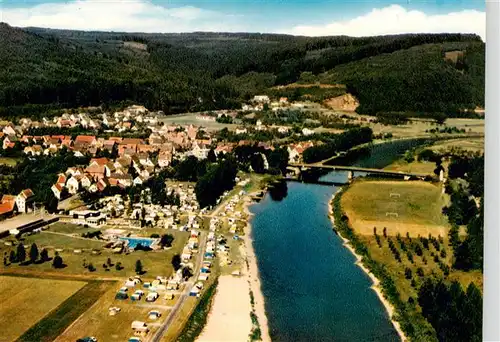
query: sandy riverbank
[
  {"left": 196, "top": 195, "right": 271, "bottom": 342},
  {"left": 243, "top": 198, "right": 271, "bottom": 342},
  {"left": 327, "top": 191, "right": 408, "bottom": 342},
  {"left": 197, "top": 275, "right": 253, "bottom": 342}
]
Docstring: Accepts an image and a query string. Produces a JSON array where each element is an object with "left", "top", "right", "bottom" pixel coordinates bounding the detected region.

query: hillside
[{"left": 0, "top": 23, "right": 485, "bottom": 118}]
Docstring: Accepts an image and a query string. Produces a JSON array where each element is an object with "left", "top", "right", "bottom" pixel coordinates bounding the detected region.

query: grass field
[
  {"left": 18, "top": 280, "right": 115, "bottom": 342},
  {"left": 383, "top": 160, "right": 437, "bottom": 175},
  {"left": 0, "top": 157, "right": 21, "bottom": 166},
  {"left": 0, "top": 276, "right": 87, "bottom": 342},
  {"left": 0, "top": 230, "right": 189, "bottom": 278},
  {"left": 47, "top": 222, "right": 100, "bottom": 235},
  {"left": 337, "top": 180, "right": 482, "bottom": 305},
  {"left": 365, "top": 117, "right": 484, "bottom": 139},
  {"left": 55, "top": 281, "right": 170, "bottom": 342},
  {"left": 158, "top": 114, "right": 237, "bottom": 131},
  {"left": 430, "top": 137, "right": 484, "bottom": 153},
  {"left": 341, "top": 180, "right": 448, "bottom": 237}
]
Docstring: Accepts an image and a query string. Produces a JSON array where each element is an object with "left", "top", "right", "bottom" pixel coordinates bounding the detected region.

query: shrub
[
  {"left": 440, "top": 249, "right": 447, "bottom": 258},
  {"left": 407, "top": 251, "right": 414, "bottom": 263},
  {"left": 405, "top": 267, "right": 413, "bottom": 279}
]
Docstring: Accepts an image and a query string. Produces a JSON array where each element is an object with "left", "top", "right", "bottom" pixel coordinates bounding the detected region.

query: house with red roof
[
  {"left": 0, "top": 195, "right": 17, "bottom": 218},
  {"left": 74, "top": 135, "right": 96, "bottom": 146}
]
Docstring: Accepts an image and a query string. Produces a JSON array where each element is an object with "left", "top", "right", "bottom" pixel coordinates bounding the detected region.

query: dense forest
[{"left": 0, "top": 23, "right": 484, "bottom": 118}]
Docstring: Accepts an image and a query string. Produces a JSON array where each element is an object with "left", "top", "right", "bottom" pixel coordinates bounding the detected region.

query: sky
[{"left": 0, "top": 0, "right": 486, "bottom": 40}]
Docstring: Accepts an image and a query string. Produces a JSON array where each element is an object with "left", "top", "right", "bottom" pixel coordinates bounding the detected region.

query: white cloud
[
  {"left": 0, "top": 2, "right": 485, "bottom": 41},
  {"left": 286, "top": 5, "right": 485, "bottom": 42},
  {"left": 0, "top": 0, "right": 244, "bottom": 32}
]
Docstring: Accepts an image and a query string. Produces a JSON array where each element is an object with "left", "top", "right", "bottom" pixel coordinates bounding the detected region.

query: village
[{"left": 0, "top": 98, "right": 318, "bottom": 342}]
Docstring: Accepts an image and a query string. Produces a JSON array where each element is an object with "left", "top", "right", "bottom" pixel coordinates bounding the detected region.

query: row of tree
[{"left": 4, "top": 243, "right": 64, "bottom": 268}]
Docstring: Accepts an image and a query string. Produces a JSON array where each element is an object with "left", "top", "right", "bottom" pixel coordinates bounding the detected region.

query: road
[
  {"left": 148, "top": 231, "right": 207, "bottom": 342},
  {"left": 148, "top": 191, "right": 237, "bottom": 342}
]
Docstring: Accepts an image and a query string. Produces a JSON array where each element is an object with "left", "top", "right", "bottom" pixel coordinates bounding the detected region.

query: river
[{"left": 249, "top": 139, "right": 430, "bottom": 341}]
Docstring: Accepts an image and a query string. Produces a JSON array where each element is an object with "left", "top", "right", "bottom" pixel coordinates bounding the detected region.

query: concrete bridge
[{"left": 288, "top": 163, "right": 431, "bottom": 179}]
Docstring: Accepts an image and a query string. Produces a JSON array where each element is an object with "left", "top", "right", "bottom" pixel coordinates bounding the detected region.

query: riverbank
[
  {"left": 243, "top": 196, "right": 271, "bottom": 342},
  {"left": 327, "top": 190, "right": 408, "bottom": 342},
  {"left": 197, "top": 276, "right": 252, "bottom": 342}
]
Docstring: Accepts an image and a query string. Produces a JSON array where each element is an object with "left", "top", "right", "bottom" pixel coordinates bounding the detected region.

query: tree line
[{"left": 302, "top": 127, "right": 373, "bottom": 163}]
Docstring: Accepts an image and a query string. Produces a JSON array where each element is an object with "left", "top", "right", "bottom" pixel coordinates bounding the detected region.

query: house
[
  {"left": 16, "top": 189, "right": 35, "bottom": 213},
  {"left": 3, "top": 135, "right": 18, "bottom": 149},
  {"left": 186, "top": 125, "right": 198, "bottom": 140},
  {"left": 190, "top": 142, "right": 209, "bottom": 160},
  {"left": 0, "top": 195, "right": 17, "bottom": 218},
  {"left": 118, "top": 144, "right": 137, "bottom": 156},
  {"left": 139, "top": 167, "right": 153, "bottom": 180},
  {"left": 302, "top": 128, "right": 315, "bottom": 136},
  {"left": 277, "top": 126, "right": 289, "bottom": 134},
  {"left": 66, "top": 176, "right": 81, "bottom": 194},
  {"left": 24, "top": 145, "right": 43, "bottom": 156},
  {"left": 115, "top": 156, "right": 132, "bottom": 169},
  {"left": 235, "top": 128, "right": 247, "bottom": 135},
  {"left": 51, "top": 183, "right": 64, "bottom": 200},
  {"left": 215, "top": 144, "right": 233, "bottom": 155},
  {"left": 66, "top": 167, "right": 84, "bottom": 177},
  {"left": 96, "top": 178, "right": 109, "bottom": 192},
  {"left": 2, "top": 125, "right": 16, "bottom": 136},
  {"left": 74, "top": 135, "right": 96, "bottom": 146},
  {"left": 86, "top": 158, "right": 108, "bottom": 180},
  {"left": 252, "top": 95, "right": 270, "bottom": 103},
  {"left": 80, "top": 174, "right": 93, "bottom": 188},
  {"left": 56, "top": 173, "right": 67, "bottom": 186},
  {"left": 279, "top": 97, "right": 288, "bottom": 104},
  {"left": 70, "top": 209, "right": 106, "bottom": 227},
  {"left": 158, "top": 152, "right": 172, "bottom": 168}
]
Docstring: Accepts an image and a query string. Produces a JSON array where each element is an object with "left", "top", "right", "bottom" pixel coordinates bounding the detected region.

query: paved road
[{"left": 148, "top": 231, "right": 207, "bottom": 342}]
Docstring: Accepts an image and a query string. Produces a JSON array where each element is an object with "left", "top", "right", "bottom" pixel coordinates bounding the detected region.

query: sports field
[
  {"left": 341, "top": 180, "right": 448, "bottom": 236},
  {"left": 0, "top": 276, "right": 87, "bottom": 342}
]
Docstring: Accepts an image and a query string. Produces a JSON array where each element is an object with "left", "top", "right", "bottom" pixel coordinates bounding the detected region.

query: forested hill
[{"left": 0, "top": 23, "right": 485, "bottom": 118}]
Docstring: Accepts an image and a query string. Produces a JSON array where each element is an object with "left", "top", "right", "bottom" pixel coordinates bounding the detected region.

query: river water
[{"left": 249, "top": 139, "right": 429, "bottom": 341}]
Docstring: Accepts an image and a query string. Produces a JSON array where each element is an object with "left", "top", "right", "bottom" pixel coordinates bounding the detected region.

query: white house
[
  {"left": 302, "top": 128, "right": 315, "bottom": 136},
  {"left": 66, "top": 176, "right": 80, "bottom": 194},
  {"left": 252, "top": 95, "right": 270, "bottom": 103},
  {"left": 16, "top": 189, "right": 35, "bottom": 213},
  {"left": 235, "top": 128, "right": 247, "bottom": 135},
  {"left": 51, "top": 183, "right": 64, "bottom": 200}
]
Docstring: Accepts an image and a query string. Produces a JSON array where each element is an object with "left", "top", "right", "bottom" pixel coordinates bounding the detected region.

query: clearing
[
  {"left": 341, "top": 180, "right": 448, "bottom": 237},
  {"left": 0, "top": 275, "right": 87, "bottom": 342}
]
